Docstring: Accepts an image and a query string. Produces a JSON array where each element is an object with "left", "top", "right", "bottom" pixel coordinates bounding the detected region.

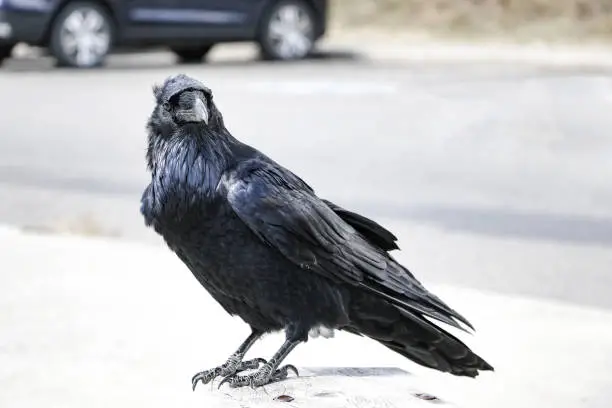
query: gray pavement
[{"left": 1, "top": 50, "right": 611, "bottom": 308}]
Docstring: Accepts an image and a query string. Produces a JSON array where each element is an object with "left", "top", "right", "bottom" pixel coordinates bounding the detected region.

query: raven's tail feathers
[
  {"left": 347, "top": 295, "right": 494, "bottom": 377},
  {"left": 378, "top": 329, "right": 494, "bottom": 377}
]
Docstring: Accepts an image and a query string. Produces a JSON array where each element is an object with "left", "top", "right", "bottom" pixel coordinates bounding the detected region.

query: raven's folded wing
[
  {"left": 321, "top": 199, "right": 399, "bottom": 252},
  {"left": 223, "top": 159, "right": 474, "bottom": 332}
]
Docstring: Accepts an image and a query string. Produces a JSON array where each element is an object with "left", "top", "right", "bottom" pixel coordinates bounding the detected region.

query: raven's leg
[
  {"left": 192, "top": 330, "right": 266, "bottom": 390},
  {"left": 217, "top": 338, "right": 300, "bottom": 389}
]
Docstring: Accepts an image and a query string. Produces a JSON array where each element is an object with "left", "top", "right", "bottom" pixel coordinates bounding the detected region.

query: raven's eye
[{"left": 162, "top": 102, "right": 171, "bottom": 111}]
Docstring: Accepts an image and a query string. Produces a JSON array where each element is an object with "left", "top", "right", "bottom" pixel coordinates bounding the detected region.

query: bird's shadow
[{"left": 298, "top": 366, "right": 411, "bottom": 377}]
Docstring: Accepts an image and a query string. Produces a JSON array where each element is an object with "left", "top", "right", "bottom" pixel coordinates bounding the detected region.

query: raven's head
[
  {"left": 147, "top": 74, "right": 226, "bottom": 136},
  {"left": 146, "top": 74, "right": 226, "bottom": 170}
]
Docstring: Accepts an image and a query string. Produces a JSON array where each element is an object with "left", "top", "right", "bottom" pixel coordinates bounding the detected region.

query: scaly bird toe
[
  {"left": 192, "top": 355, "right": 268, "bottom": 390},
  {"left": 218, "top": 363, "right": 299, "bottom": 389}
]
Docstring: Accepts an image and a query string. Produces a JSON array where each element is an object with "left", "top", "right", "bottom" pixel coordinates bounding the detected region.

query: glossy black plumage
[{"left": 141, "top": 74, "right": 493, "bottom": 388}]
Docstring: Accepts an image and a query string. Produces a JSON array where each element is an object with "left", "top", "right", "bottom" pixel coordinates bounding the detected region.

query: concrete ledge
[
  {"left": 1, "top": 227, "right": 612, "bottom": 408},
  {"left": 203, "top": 367, "right": 453, "bottom": 408}
]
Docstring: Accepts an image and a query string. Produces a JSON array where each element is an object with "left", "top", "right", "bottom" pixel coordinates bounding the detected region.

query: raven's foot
[
  {"left": 218, "top": 363, "right": 299, "bottom": 389},
  {"left": 192, "top": 355, "right": 267, "bottom": 390}
]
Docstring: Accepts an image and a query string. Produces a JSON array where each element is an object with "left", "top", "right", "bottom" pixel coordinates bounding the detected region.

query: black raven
[{"left": 140, "top": 74, "right": 494, "bottom": 390}]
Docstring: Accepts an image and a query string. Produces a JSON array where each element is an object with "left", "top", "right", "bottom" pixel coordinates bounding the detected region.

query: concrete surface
[
  {"left": 0, "top": 53, "right": 611, "bottom": 309},
  {"left": 1, "top": 225, "right": 612, "bottom": 408}
]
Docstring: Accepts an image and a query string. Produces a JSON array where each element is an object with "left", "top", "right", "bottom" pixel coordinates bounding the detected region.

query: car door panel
[{"left": 122, "top": 0, "right": 268, "bottom": 41}]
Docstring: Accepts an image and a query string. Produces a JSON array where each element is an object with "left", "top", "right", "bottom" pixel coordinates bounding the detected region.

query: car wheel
[
  {"left": 49, "top": 2, "right": 113, "bottom": 68},
  {"left": 258, "top": 0, "right": 316, "bottom": 61},
  {"left": 0, "top": 44, "right": 15, "bottom": 65},
  {"left": 171, "top": 45, "right": 214, "bottom": 64}
]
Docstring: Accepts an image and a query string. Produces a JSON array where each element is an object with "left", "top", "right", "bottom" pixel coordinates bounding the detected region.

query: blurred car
[{"left": 0, "top": 0, "right": 327, "bottom": 68}]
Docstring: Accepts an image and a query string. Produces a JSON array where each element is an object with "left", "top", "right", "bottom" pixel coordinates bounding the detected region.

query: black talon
[
  {"left": 191, "top": 368, "right": 218, "bottom": 391},
  {"left": 217, "top": 374, "right": 232, "bottom": 390},
  {"left": 192, "top": 375, "right": 203, "bottom": 391},
  {"left": 284, "top": 364, "right": 299, "bottom": 377},
  {"left": 269, "top": 364, "right": 299, "bottom": 383}
]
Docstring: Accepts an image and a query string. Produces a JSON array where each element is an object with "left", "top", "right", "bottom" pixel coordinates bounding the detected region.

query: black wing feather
[
  {"left": 224, "top": 159, "right": 474, "bottom": 332},
  {"left": 321, "top": 200, "right": 399, "bottom": 252}
]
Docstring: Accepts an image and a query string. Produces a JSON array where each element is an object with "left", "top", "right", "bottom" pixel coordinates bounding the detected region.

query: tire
[
  {"left": 49, "top": 2, "right": 114, "bottom": 68},
  {"left": 0, "top": 44, "right": 15, "bottom": 65},
  {"left": 171, "top": 45, "right": 214, "bottom": 64},
  {"left": 257, "top": 0, "right": 316, "bottom": 61}
]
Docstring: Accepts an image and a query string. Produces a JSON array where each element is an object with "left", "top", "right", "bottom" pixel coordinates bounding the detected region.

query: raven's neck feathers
[{"left": 142, "top": 124, "right": 241, "bottom": 226}]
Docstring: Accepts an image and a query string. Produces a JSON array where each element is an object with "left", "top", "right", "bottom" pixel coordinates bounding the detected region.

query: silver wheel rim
[
  {"left": 59, "top": 7, "right": 110, "bottom": 67},
  {"left": 267, "top": 4, "right": 313, "bottom": 59}
]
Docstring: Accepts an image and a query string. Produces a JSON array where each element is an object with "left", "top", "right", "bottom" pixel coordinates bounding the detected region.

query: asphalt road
[{"left": 1, "top": 50, "right": 611, "bottom": 308}]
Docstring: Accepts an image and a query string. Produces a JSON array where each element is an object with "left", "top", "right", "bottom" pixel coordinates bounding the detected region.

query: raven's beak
[{"left": 193, "top": 97, "right": 209, "bottom": 124}]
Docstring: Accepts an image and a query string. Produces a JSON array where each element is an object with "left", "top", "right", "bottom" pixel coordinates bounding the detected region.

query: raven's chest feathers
[{"left": 140, "top": 133, "right": 230, "bottom": 231}]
